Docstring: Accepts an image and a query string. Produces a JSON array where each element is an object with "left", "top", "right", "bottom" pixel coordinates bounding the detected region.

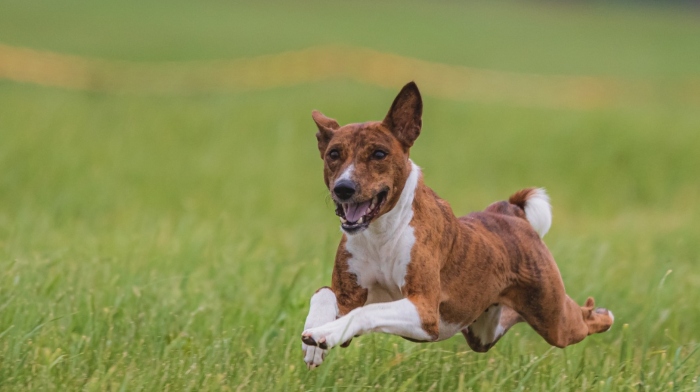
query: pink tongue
[{"left": 344, "top": 201, "right": 371, "bottom": 223}]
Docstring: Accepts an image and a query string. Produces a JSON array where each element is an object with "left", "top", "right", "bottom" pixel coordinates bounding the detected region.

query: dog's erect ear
[
  {"left": 312, "top": 110, "right": 340, "bottom": 158},
  {"left": 382, "top": 82, "right": 422, "bottom": 149}
]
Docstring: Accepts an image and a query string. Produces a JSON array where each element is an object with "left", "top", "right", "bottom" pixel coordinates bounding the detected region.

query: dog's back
[{"left": 459, "top": 187, "right": 551, "bottom": 241}]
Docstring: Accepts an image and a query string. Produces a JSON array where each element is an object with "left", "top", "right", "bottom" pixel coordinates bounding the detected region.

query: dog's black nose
[{"left": 333, "top": 180, "right": 356, "bottom": 200}]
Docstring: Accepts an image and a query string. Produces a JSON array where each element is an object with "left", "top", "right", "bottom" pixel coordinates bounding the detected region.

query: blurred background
[{"left": 1, "top": 0, "right": 699, "bottom": 390}]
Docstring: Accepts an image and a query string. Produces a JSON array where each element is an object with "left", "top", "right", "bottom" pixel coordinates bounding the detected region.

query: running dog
[{"left": 301, "top": 82, "right": 613, "bottom": 369}]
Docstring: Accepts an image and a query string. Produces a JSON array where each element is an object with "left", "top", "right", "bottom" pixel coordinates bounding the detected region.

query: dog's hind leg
[
  {"left": 462, "top": 305, "right": 523, "bottom": 352},
  {"left": 504, "top": 261, "right": 614, "bottom": 348}
]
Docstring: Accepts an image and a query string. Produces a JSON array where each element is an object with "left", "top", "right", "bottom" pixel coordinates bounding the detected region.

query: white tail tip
[{"left": 524, "top": 188, "right": 552, "bottom": 238}]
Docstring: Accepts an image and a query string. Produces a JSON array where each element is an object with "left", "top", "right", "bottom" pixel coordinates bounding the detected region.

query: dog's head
[{"left": 313, "top": 82, "right": 423, "bottom": 234}]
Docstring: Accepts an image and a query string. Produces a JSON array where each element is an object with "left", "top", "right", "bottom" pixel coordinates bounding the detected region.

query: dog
[{"left": 301, "top": 82, "right": 614, "bottom": 369}]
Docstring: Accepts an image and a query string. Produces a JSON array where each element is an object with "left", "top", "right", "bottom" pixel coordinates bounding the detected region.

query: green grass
[{"left": 1, "top": 1, "right": 700, "bottom": 390}]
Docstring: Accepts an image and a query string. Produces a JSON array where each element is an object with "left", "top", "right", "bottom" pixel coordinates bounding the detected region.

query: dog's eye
[
  {"left": 328, "top": 149, "right": 340, "bottom": 160},
  {"left": 372, "top": 150, "right": 387, "bottom": 160}
]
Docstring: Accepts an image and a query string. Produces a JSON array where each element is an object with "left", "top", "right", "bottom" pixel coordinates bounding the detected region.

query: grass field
[{"left": 1, "top": 1, "right": 700, "bottom": 390}]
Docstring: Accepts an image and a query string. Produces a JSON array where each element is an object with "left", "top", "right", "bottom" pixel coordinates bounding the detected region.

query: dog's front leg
[
  {"left": 302, "top": 287, "right": 338, "bottom": 369},
  {"left": 301, "top": 298, "right": 435, "bottom": 351}
]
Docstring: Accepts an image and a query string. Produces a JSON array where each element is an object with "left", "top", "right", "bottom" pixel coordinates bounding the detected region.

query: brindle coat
[{"left": 303, "top": 82, "right": 613, "bottom": 362}]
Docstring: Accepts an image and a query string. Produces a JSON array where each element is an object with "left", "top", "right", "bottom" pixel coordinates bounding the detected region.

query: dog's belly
[
  {"left": 437, "top": 320, "right": 464, "bottom": 340},
  {"left": 364, "top": 283, "right": 403, "bottom": 305}
]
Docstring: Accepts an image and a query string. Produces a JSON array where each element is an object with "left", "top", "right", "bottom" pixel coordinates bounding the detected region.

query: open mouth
[{"left": 335, "top": 190, "right": 388, "bottom": 233}]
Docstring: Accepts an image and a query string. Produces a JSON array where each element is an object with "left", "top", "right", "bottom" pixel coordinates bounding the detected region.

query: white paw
[
  {"left": 301, "top": 288, "right": 341, "bottom": 369},
  {"left": 301, "top": 321, "right": 353, "bottom": 352},
  {"left": 302, "top": 341, "right": 327, "bottom": 369}
]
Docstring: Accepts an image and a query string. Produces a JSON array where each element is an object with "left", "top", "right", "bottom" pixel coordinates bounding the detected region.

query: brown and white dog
[{"left": 301, "top": 82, "right": 614, "bottom": 369}]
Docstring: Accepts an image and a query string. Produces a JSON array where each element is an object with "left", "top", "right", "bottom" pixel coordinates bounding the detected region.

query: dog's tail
[{"left": 508, "top": 188, "right": 552, "bottom": 238}]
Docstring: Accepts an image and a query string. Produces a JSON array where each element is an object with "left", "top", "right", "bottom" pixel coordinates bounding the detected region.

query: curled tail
[{"left": 508, "top": 188, "right": 552, "bottom": 238}]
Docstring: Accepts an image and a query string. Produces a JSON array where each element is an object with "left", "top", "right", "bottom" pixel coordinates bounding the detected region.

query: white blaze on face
[{"left": 336, "top": 164, "right": 355, "bottom": 185}]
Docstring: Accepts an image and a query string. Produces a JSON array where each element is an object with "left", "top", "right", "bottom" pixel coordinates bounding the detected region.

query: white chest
[
  {"left": 343, "top": 161, "right": 420, "bottom": 304},
  {"left": 345, "top": 223, "right": 415, "bottom": 302}
]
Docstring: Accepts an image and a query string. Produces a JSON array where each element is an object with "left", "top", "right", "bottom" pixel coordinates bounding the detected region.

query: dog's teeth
[
  {"left": 358, "top": 217, "right": 364, "bottom": 224},
  {"left": 340, "top": 217, "right": 347, "bottom": 224}
]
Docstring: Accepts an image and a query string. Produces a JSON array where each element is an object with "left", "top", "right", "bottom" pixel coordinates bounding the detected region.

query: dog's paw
[
  {"left": 301, "top": 325, "right": 340, "bottom": 369},
  {"left": 593, "top": 307, "right": 614, "bottom": 333},
  {"left": 301, "top": 330, "right": 332, "bottom": 369},
  {"left": 301, "top": 322, "right": 353, "bottom": 353},
  {"left": 582, "top": 299, "right": 614, "bottom": 334},
  {"left": 302, "top": 341, "right": 327, "bottom": 369}
]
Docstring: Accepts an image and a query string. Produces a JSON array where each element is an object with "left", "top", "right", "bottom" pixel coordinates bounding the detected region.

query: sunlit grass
[
  {"left": 0, "top": 81, "right": 698, "bottom": 390},
  {"left": 1, "top": 1, "right": 699, "bottom": 390}
]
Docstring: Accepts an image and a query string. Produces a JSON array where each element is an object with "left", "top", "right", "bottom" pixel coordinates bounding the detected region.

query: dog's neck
[{"left": 351, "top": 160, "right": 420, "bottom": 241}]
